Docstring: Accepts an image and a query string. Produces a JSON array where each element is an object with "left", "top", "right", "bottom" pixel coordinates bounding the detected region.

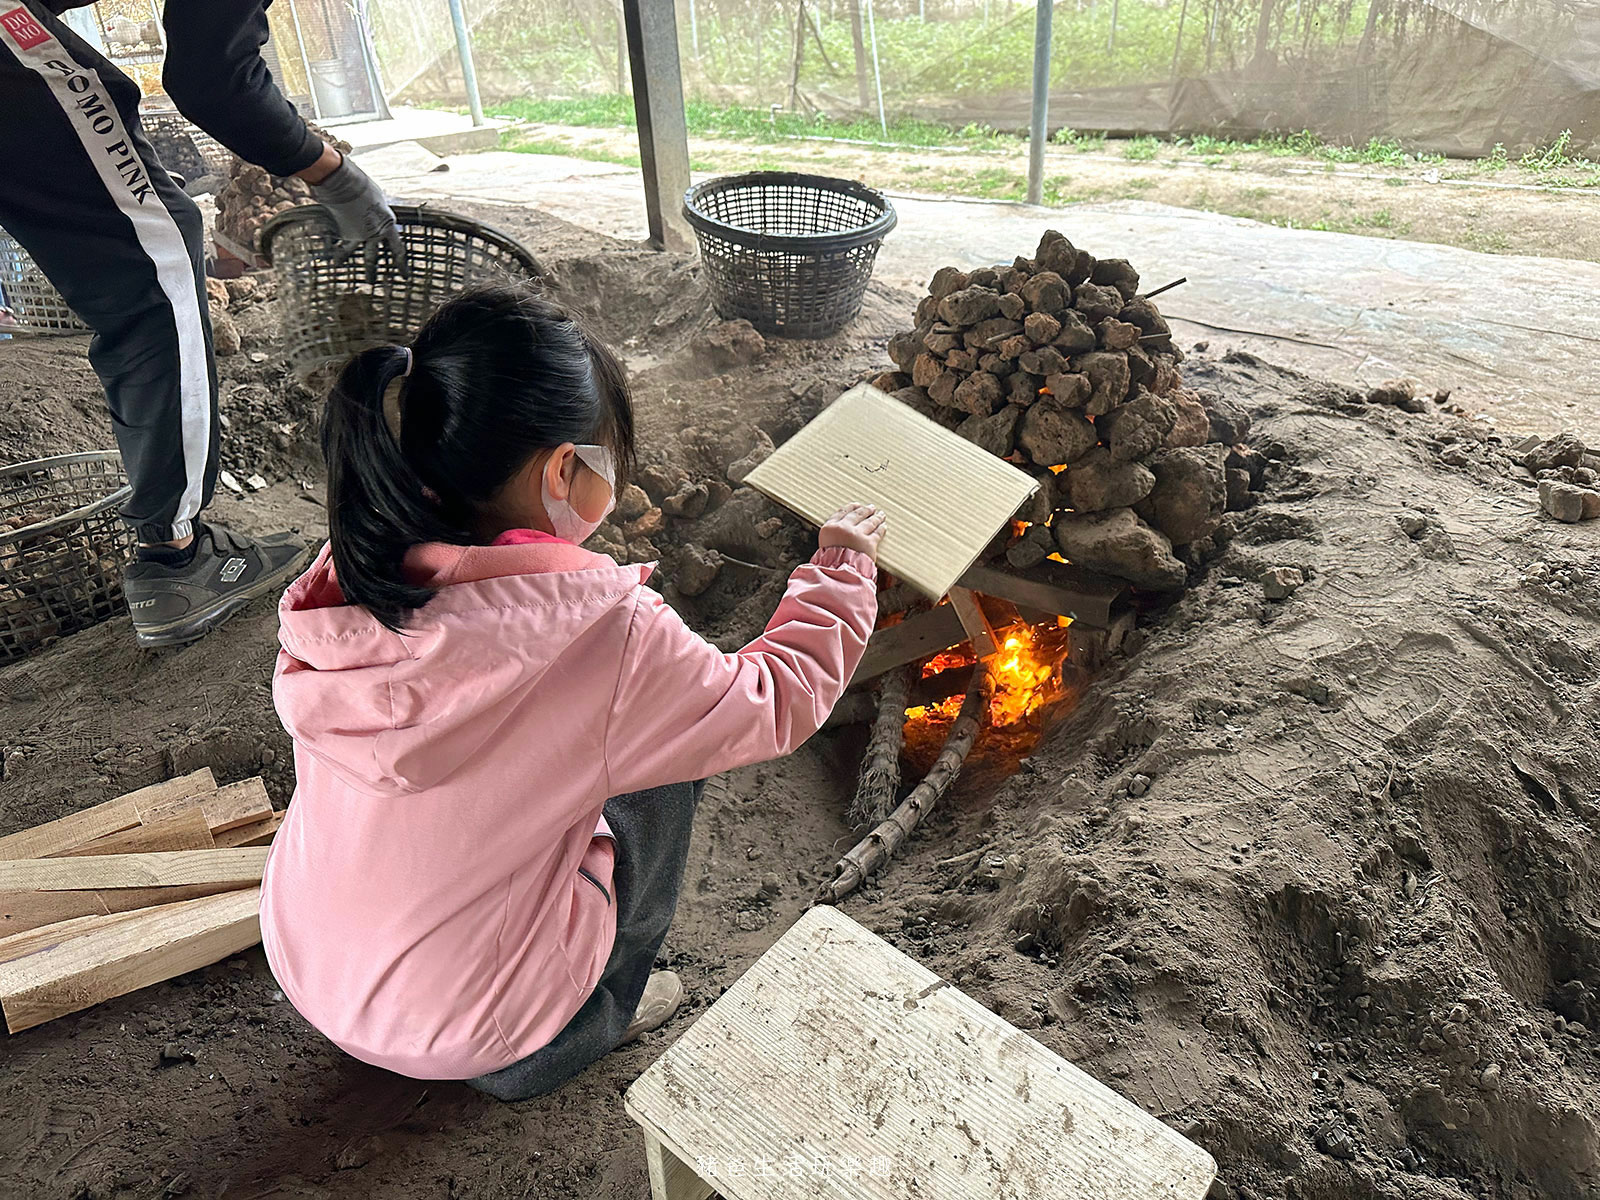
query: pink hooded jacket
[{"left": 262, "top": 537, "right": 877, "bottom": 1081}]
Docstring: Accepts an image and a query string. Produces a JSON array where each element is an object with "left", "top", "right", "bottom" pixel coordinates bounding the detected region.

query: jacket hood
[{"left": 274, "top": 541, "right": 649, "bottom": 796}]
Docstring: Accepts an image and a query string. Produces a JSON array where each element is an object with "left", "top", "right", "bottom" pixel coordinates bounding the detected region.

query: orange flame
[{"left": 904, "top": 619, "right": 1072, "bottom": 732}]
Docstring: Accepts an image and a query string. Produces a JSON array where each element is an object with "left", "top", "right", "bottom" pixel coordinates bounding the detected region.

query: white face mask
[{"left": 542, "top": 444, "right": 616, "bottom": 544}]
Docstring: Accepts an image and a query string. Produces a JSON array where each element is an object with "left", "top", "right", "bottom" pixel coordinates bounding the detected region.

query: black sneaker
[{"left": 124, "top": 524, "right": 312, "bottom": 649}]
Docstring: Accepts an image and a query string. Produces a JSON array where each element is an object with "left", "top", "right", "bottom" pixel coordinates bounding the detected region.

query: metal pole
[
  {"left": 1169, "top": 0, "right": 1190, "bottom": 79},
  {"left": 286, "top": 0, "right": 321, "bottom": 120},
  {"left": 865, "top": 0, "right": 886, "bottom": 135},
  {"left": 1026, "top": 0, "right": 1052, "bottom": 204},
  {"left": 622, "top": 0, "right": 693, "bottom": 250},
  {"left": 689, "top": 0, "right": 699, "bottom": 57},
  {"left": 448, "top": 0, "right": 485, "bottom": 126}
]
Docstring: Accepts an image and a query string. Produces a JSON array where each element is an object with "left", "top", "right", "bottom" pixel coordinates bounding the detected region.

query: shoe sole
[{"left": 133, "top": 542, "right": 314, "bottom": 649}]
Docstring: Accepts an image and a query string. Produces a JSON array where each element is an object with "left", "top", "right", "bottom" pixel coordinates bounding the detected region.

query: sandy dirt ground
[{"left": 0, "top": 209, "right": 1597, "bottom": 1200}]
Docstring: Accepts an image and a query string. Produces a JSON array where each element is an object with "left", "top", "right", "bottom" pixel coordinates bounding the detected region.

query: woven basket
[
  {"left": 141, "top": 108, "right": 230, "bottom": 191},
  {"left": 259, "top": 204, "right": 546, "bottom": 383},
  {"left": 683, "top": 172, "right": 897, "bottom": 339},
  {"left": 0, "top": 230, "right": 89, "bottom": 335},
  {"left": 0, "top": 452, "right": 135, "bottom": 661}
]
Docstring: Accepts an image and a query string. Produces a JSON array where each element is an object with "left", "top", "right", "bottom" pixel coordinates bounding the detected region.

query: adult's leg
[
  {"left": 0, "top": 1, "right": 216, "bottom": 544},
  {"left": 469, "top": 779, "right": 704, "bottom": 1102}
]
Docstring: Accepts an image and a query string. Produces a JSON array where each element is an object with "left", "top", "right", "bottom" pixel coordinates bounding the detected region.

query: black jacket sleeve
[{"left": 159, "top": 0, "right": 324, "bottom": 178}]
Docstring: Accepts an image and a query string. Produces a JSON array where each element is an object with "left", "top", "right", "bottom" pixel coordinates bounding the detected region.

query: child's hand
[{"left": 819, "top": 504, "right": 887, "bottom": 560}]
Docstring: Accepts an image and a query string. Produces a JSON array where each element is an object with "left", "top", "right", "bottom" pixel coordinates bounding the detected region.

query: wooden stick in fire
[
  {"left": 819, "top": 662, "right": 994, "bottom": 904},
  {"left": 850, "top": 664, "right": 913, "bottom": 827}
]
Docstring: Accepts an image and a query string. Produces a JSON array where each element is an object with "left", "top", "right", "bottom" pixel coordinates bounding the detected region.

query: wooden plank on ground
[
  {"left": 199, "top": 779, "right": 274, "bottom": 834},
  {"left": 0, "top": 882, "right": 252, "bottom": 938},
  {"left": 744, "top": 384, "right": 1040, "bottom": 599},
  {"left": 139, "top": 776, "right": 273, "bottom": 835},
  {"left": 63, "top": 809, "right": 215, "bottom": 858},
  {"left": 947, "top": 586, "right": 999, "bottom": 659},
  {"left": 0, "top": 769, "right": 217, "bottom": 861},
  {"left": 958, "top": 560, "right": 1128, "bottom": 629},
  {"left": 0, "top": 908, "right": 152, "bottom": 964},
  {"left": 850, "top": 603, "right": 967, "bottom": 686},
  {"left": 0, "top": 848, "right": 268, "bottom": 893},
  {"left": 625, "top": 905, "right": 1216, "bottom": 1200},
  {"left": 0, "top": 888, "right": 261, "bottom": 1033},
  {"left": 213, "top": 810, "right": 283, "bottom": 848},
  {"left": 0, "top": 890, "right": 111, "bottom": 938}
]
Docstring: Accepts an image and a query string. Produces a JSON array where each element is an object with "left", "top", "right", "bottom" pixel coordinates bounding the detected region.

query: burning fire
[
  {"left": 905, "top": 619, "right": 1072, "bottom": 730},
  {"left": 989, "top": 623, "right": 1063, "bottom": 724}
]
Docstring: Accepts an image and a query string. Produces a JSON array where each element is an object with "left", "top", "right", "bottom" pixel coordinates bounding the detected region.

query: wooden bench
[{"left": 625, "top": 906, "right": 1216, "bottom": 1199}]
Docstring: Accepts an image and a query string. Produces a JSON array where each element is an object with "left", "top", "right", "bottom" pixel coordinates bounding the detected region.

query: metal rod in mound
[{"left": 819, "top": 663, "right": 993, "bottom": 904}]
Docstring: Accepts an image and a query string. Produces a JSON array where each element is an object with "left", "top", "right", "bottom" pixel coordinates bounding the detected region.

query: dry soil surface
[{"left": 0, "top": 213, "right": 1596, "bottom": 1200}]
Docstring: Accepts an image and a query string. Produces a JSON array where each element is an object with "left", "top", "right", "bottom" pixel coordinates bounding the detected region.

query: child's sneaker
[
  {"left": 622, "top": 970, "right": 685, "bottom": 1043},
  {"left": 124, "top": 524, "right": 312, "bottom": 648}
]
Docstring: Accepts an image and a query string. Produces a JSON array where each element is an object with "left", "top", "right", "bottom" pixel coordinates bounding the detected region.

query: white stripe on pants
[{"left": 0, "top": 7, "right": 211, "bottom": 540}]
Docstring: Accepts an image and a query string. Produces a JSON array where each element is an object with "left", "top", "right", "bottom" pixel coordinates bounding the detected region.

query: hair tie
[{"left": 398, "top": 345, "right": 414, "bottom": 377}]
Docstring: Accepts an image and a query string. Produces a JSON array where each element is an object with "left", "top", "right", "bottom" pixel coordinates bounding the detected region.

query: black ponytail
[{"left": 321, "top": 286, "right": 635, "bottom": 632}]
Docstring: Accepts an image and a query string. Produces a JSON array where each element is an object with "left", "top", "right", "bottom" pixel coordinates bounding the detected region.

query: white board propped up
[{"left": 743, "top": 385, "right": 1039, "bottom": 599}]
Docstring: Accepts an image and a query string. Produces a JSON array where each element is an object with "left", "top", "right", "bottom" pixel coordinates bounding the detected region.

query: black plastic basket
[
  {"left": 0, "top": 452, "right": 135, "bottom": 661},
  {"left": 684, "top": 172, "right": 897, "bottom": 339},
  {"left": 259, "top": 203, "right": 546, "bottom": 383},
  {"left": 0, "top": 229, "right": 89, "bottom": 335}
]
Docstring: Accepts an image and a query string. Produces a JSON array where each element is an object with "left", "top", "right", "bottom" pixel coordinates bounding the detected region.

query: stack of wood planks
[{"left": 0, "top": 768, "right": 281, "bottom": 1033}]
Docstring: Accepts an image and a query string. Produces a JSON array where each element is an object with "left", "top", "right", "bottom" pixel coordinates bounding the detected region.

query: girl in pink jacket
[{"left": 262, "top": 288, "right": 883, "bottom": 1100}]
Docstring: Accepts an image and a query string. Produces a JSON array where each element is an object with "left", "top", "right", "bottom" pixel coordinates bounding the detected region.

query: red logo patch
[{"left": 1, "top": 7, "right": 50, "bottom": 50}]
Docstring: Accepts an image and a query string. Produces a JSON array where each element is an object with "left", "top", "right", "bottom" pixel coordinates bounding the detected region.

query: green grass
[
  {"left": 1169, "top": 129, "right": 1447, "bottom": 166},
  {"left": 506, "top": 136, "right": 640, "bottom": 168},
  {"left": 491, "top": 95, "right": 1003, "bottom": 150},
  {"left": 1052, "top": 127, "right": 1108, "bottom": 152},
  {"left": 1515, "top": 130, "right": 1600, "bottom": 186},
  {"left": 1349, "top": 208, "right": 1401, "bottom": 229},
  {"left": 1464, "top": 229, "right": 1513, "bottom": 254},
  {"left": 493, "top": 93, "right": 1553, "bottom": 185},
  {"left": 1521, "top": 130, "right": 1577, "bottom": 171}
]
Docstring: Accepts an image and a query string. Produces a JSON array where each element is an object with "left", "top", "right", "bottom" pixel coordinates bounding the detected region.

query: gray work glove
[{"left": 308, "top": 154, "right": 406, "bottom": 275}]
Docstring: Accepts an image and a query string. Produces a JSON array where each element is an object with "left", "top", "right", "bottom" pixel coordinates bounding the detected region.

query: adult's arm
[{"left": 159, "top": 0, "right": 324, "bottom": 178}]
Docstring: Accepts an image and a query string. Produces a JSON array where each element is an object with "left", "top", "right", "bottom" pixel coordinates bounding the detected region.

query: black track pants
[{"left": 0, "top": 1, "right": 217, "bottom": 543}]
